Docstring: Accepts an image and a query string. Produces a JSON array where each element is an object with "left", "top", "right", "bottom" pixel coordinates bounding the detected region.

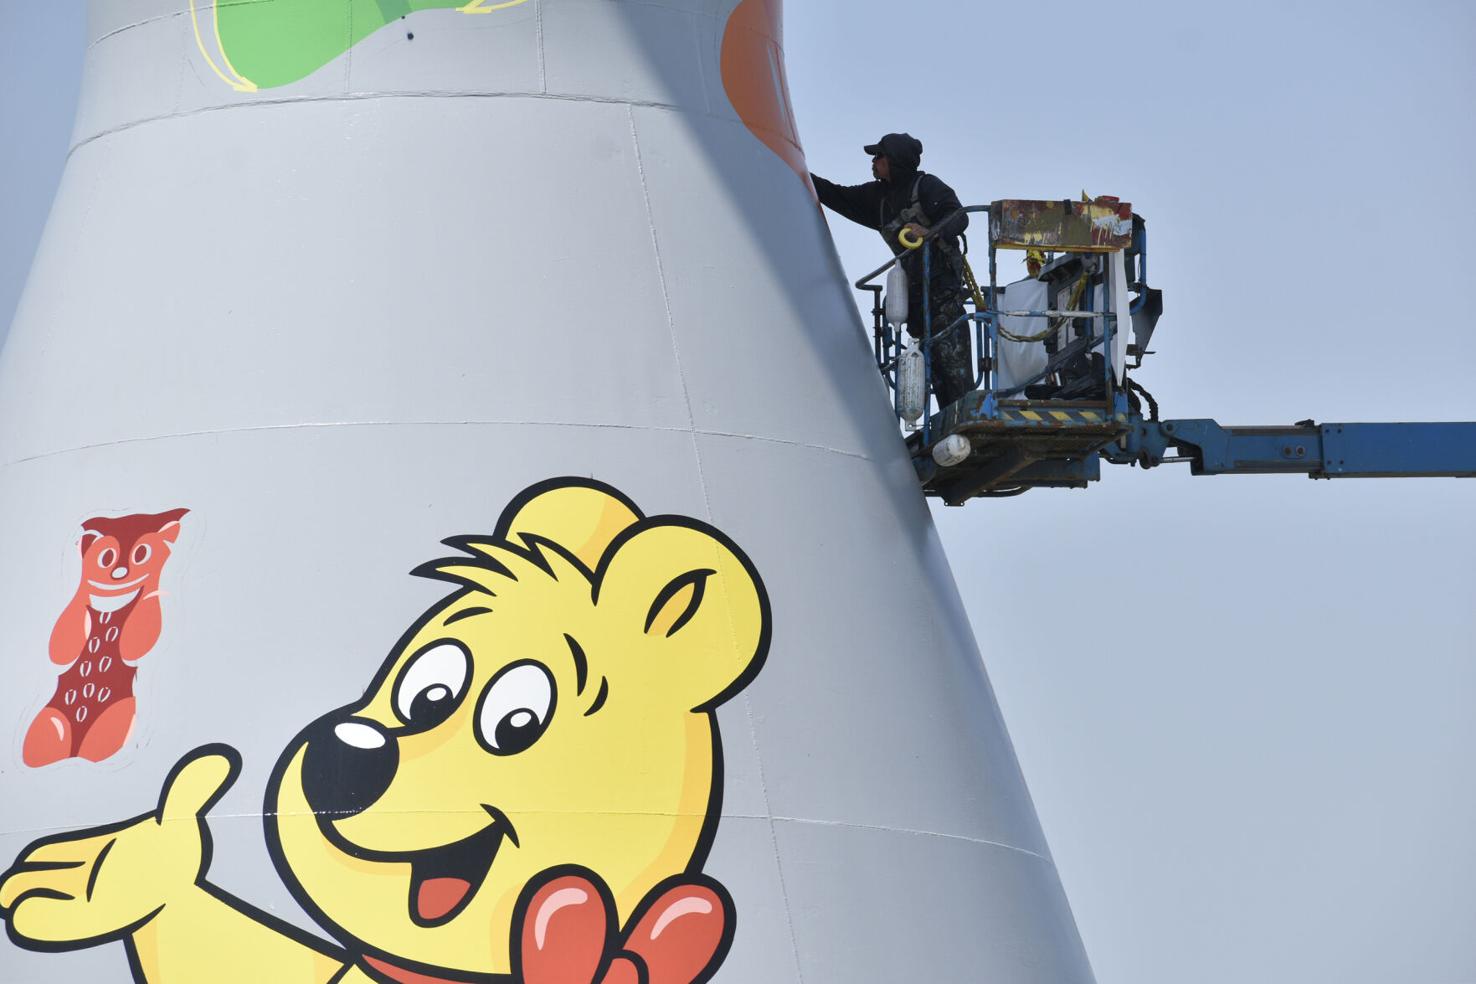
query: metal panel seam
[
  {"left": 0, "top": 421, "right": 876, "bottom": 469},
  {"left": 3, "top": 813, "right": 1053, "bottom": 864},
  {"left": 65, "top": 90, "right": 740, "bottom": 162},
  {"left": 88, "top": 12, "right": 182, "bottom": 48},
  {"left": 740, "top": 691, "right": 809, "bottom": 983},
  {"left": 623, "top": 103, "right": 709, "bottom": 517},
  {"left": 770, "top": 816, "right": 1050, "bottom": 864},
  {"left": 627, "top": 96, "right": 808, "bottom": 982},
  {"left": 535, "top": 0, "right": 547, "bottom": 93}
]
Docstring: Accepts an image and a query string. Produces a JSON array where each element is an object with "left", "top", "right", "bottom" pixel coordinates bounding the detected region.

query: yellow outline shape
[
  {"left": 187, "top": 0, "right": 529, "bottom": 91},
  {"left": 188, "top": 0, "right": 258, "bottom": 92},
  {"left": 460, "top": 0, "right": 533, "bottom": 12},
  {"left": 898, "top": 228, "right": 923, "bottom": 250},
  {"left": 212, "top": 2, "right": 256, "bottom": 90}
]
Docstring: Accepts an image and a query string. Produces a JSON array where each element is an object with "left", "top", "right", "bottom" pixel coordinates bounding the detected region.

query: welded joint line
[
  {"left": 89, "top": 1, "right": 275, "bottom": 49},
  {"left": 67, "top": 89, "right": 715, "bottom": 163},
  {"left": 1, "top": 419, "right": 874, "bottom": 469},
  {"left": 689, "top": 7, "right": 715, "bottom": 117},
  {"left": 88, "top": 12, "right": 184, "bottom": 49},
  {"left": 625, "top": 107, "right": 696, "bottom": 437},
  {"left": 622, "top": 125, "right": 775, "bottom": 981},
  {"left": 344, "top": 1, "right": 356, "bottom": 94},
  {"left": 697, "top": 428, "right": 870, "bottom": 461},
  {"left": 534, "top": 0, "right": 547, "bottom": 94},
  {"left": 769, "top": 815, "right": 1051, "bottom": 865},
  {"left": 623, "top": 121, "right": 783, "bottom": 984},
  {"left": 3, "top": 811, "right": 1052, "bottom": 869},
  {"left": 738, "top": 691, "right": 807, "bottom": 983},
  {"left": 10, "top": 807, "right": 1035, "bottom": 827},
  {"left": 625, "top": 102, "right": 718, "bottom": 525},
  {"left": 89, "top": 0, "right": 694, "bottom": 51}
]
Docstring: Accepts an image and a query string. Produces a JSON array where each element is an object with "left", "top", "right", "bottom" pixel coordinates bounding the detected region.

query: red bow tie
[{"left": 361, "top": 869, "right": 731, "bottom": 984}]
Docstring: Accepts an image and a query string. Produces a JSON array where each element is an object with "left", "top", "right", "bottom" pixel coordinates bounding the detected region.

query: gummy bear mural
[
  {"left": 22, "top": 509, "right": 188, "bottom": 768},
  {"left": 190, "top": 0, "right": 813, "bottom": 193},
  {"left": 0, "top": 479, "right": 770, "bottom": 984},
  {"left": 189, "top": 0, "right": 533, "bottom": 92}
]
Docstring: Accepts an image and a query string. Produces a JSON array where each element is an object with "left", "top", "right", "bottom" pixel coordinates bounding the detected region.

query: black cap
[{"left": 863, "top": 133, "right": 923, "bottom": 170}]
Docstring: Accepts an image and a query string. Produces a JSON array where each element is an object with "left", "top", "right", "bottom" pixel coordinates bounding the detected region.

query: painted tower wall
[{"left": 0, "top": 2, "right": 1094, "bottom": 981}]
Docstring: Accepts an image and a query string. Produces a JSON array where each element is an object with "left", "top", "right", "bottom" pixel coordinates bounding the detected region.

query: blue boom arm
[{"left": 1110, "top": 420, "right": 1476, "bottom": 478}]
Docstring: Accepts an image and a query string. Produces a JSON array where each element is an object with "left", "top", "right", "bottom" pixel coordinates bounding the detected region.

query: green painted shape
[{"left": 215, "top": 0, "right": 486, "bottom": 90}]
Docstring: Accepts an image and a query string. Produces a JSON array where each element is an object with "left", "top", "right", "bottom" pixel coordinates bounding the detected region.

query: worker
[{"left": 811, "top": 133, "right": 974, "bottom": 408}]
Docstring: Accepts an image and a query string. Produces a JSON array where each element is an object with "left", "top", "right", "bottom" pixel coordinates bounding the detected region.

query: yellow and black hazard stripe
[{"left": 994, "top": 407, "right": 1123, "bottom": 426}]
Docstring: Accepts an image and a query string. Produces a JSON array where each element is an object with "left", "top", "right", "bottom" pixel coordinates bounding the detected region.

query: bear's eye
[
  {"left": 393, "top": 641, "right": 472, "bottom": 730},
  {"left": 476, "top": 662, "right": 555, "bottom": 756},
  {"left": 97, "top": 547, "right": 118, "bottom": 569},
  {"left": 132, "top": 543, "right": 152, "bottom": 565}
]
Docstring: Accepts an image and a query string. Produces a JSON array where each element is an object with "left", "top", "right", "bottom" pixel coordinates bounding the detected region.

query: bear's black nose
[{"left": 300, "top": 715, "right": 398, "bottom": 819}]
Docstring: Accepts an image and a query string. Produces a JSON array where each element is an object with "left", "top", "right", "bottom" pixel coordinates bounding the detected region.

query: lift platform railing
[
  {"left": 855, "top": 202, "right": 1141, "bottom": 448},
  {"left": 852, "top": 201, "right": 1474, "bottom": 504},
  {"left": 856, "top": 206, "right": 989, "bottom": 446}
]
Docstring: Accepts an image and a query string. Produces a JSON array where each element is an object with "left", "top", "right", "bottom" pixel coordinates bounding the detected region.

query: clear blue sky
[{"left": 2, "top": 4, "right": 1473, "bottom": 983}]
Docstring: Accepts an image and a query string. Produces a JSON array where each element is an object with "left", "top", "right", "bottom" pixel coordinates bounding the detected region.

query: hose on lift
[{"left": 1125, "top": 376, "right": 1160, "bottom": 422}]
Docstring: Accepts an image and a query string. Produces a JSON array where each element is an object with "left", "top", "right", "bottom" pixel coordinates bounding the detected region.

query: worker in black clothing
[{"left": 811, "top": 133, "right": 974, "bottom": 408}]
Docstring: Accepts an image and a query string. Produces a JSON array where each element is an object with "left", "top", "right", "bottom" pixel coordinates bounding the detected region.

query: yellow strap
[
  {"left": 898, "top": 227, "right": 924, "bottom": 250},
  {"left": 961, "top": 257, "right": 987, "bottom": 311}
]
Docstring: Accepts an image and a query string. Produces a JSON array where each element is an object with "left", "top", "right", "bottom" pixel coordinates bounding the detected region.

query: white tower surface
[{"left": 0, "top": 2, "right": 1093, "bottom": 982}]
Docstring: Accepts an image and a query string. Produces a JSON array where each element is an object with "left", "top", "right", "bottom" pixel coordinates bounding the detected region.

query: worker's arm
[
  {"left": 918, "top": 174, "right": 969, "bottom": 237},
  {"left": 810, "top": 174, "right": 883, "bottom": 229}
]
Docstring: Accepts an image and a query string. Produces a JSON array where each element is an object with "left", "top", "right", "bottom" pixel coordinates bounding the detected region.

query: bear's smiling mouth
[{"left": 401, "top": 805, "right": 519, "bottom": 928}]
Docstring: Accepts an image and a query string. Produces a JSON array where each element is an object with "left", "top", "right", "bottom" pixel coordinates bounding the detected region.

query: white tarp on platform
[{"left": 996, "top": 277, "right": 1050, "bottom": 392}]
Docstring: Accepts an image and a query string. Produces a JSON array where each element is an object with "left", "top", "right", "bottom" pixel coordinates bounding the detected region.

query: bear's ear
[
  {"left": 594, "top": 519, "right": 770, "bottom": 711},
  {"left": 499, "top": 479, "right": 642, "bottom": 573}
]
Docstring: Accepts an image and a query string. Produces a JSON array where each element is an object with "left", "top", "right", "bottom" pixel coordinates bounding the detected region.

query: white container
[
  {"left": 898, "top": 342, "right": 926, "bottom": 423},
  {"left": 932, "top": 433, "right": 972, "bottom": 467},
  {"left": 885, "top": 263, "right": 910, "bottom": 325}
]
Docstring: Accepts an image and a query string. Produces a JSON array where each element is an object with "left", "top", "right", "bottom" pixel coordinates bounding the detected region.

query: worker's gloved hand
[
  {"left": 903, "top": 222, "right": 930, "bottom": 241},
  {"left": 517, "top": 868, "right": 731, "bottom": 984}
]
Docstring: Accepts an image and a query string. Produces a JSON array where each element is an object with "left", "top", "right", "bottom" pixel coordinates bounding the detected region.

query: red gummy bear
[{"left": 22, "top": 509, "right": 187, "bottom": 767}]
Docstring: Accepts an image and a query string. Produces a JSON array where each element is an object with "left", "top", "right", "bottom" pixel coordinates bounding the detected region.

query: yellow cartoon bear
[{"left": 1, "top": 478, "right": 771, "bottom": 984}]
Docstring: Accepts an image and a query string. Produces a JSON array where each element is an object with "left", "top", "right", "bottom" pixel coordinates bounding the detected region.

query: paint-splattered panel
[{"left": 989, "top": 199, "right": 1134, "bottom": 253}]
